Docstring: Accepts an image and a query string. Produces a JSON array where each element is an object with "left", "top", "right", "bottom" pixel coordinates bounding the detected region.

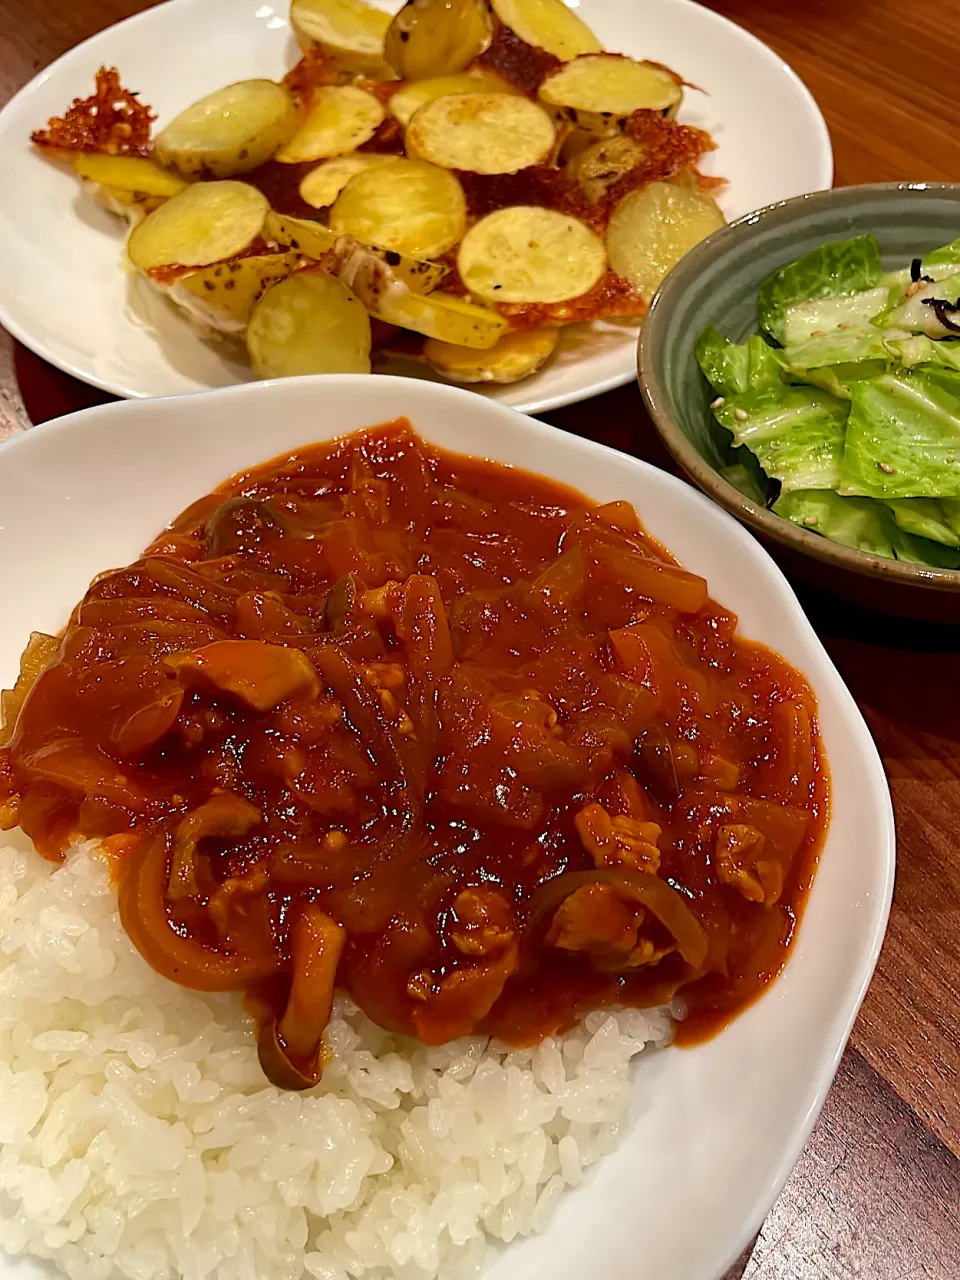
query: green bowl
[{"left": 638, "top": 182, "right": 960, "bottom": 612}]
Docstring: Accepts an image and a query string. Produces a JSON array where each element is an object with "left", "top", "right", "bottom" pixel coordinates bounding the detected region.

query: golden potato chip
[
  {"left": 424, "top": 326, "right": 559, "bottom": 383},
  {"left": 406, "top": 93, "right": 555, "bottom": 175},
  {"left": 539, "top": 55, "right": 682, "bottom": 136},
  {"left": 290, "top": 0, "right": 394, "bottom": 77},
  {"left": 299, "top": 154, "right": 403, "bottom": 209},
  {"left": 330, "top": 159, "right": 467, "bottom": 258},
  {"left": 606, "top": 181, "right": 725, "bottom": 301},
  {"left": 457, "top": 205, "right": 607, "bottom": 303},
  {"left": 276, "top": 85, "right": 384, "bottom": 163},
  {"left": 127, "top": 182, "right": 269, "bottom": 271},
  {"left": 491, "top": 0, "right": 601, "bottom": 61},
  {"left": 155, "top": 80, "right": 298, "bottom": 178},
  {"left": 247, "top": 270, "right": 372, "bottom": 377},
  {"left": 389, "top": 70, "right": 519, "bottom": 127}
]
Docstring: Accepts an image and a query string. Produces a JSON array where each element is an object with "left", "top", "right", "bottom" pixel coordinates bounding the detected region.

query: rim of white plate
[{"left": 0, "top": 0, "right": 833, "bottom": 413}]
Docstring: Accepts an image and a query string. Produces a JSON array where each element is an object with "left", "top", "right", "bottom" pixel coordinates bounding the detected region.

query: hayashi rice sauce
[{"left": 0, "top": 423, "right": 826, "bottom": 1089}]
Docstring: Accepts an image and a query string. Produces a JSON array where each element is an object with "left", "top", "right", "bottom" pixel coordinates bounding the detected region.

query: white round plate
[
  {"left": 0, "top": 0, "right": 832, "bottom": 413},
  {"left": 0, "top": 375, "right": 892, "bottom": 1280}
]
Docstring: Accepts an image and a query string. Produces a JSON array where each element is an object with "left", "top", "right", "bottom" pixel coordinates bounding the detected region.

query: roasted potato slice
[
  {"left": 406, "top": 93, "right": 555, "bottom": 174},
  {"left": 381, "top": 254, "right": 451, "bottom": 295},
  {"left": 564, "top": 134, "right": 647, "bottom": 203},
  {"left": 290, "top": 0, "right": 394, "bottom": 77},
  {"left": 75, "top": 154, "right": 188, "bottom": 224},
  {"left": 265, "top": 211, "right": 448, "bottom": 294},
  {"left": 384, "top": 0, "right": 491, "bottom": 80},
  {"left": 457, "top": 206, "right": 607, "bottom": 304},
  {"left": 539, "top": 56, "right": 682, "bottom": 135},
  {"left": 388, "top": 70, "right": 520, "bottom": 127},
  {"left": 127, "top": 182, "right": 269, "bottom": 272},
  {"left": 154, "top": 80, "right": 298, "bottom": 178},
  {"left": 271, "top": 216, "right": 447, "bottom": 283},
  {"left": 491, "top": 0, "right": 602, "bottom": 60},
  {"left": 263, "top": 211, "right": 338, "bottom": 259},
  {"left": 84, "top": 185, "right": 161, "bottom": 223},
  {"left": 381, "top": 290, "right": 508, "bottom": 348},
  {"left": 330, "top": 159, "right": 467, "bottom": 258},
  {"left": 325, "top": 239, "right": 507, "bottom": 348},
  {"left": 605, "top": 182, "right": 725, "bottom": 301},
  {"left": 246, "top": 270, "right": 372, "bottom": 378},
  {"left": 299, "top": 154, "right": 403, "bottom": 209},
  {"left": 424, "top": 326, "right": 559, "bottom": 383},
  {"left": 72, "top": 154, "right": 188, "bottom": 198},
  {"left": 276, "top": 85, "right": 384, "bottom": 164},
  {"left": 166, "top": 253, "right": 301, "bottom": 336}
]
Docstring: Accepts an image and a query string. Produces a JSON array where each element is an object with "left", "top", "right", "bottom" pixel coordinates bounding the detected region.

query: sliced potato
[
  {"left": 264, "top": 211, "right": 338, "bottom": 259},
  {"left": 323, "top": 235, "right": 451, "bottom": 304},
  {"left": 127, "top": 182, "right": 269, "bottom": 272},
  {"left": 290, "top": 0, "right": 394, "bottom": 77},
  {"left": 73, "top": 153, "right": 188, "bottom": 198},
  {"left": 275, "top": 85, "right": 384, "bottom": 164},
  {"left": 324, "top": 240, "right": 506, "bottom": 348},
  {"left": 299, "top": 154, "right": 403, "bottom": 209},
  {"left": 246, "top": 270, "right": 372, "bottom": 378},
  {"left": 406, "top": 93, "right": 555, "bottom": 175},
  {"left": 457, "top": 206, "right": 607, "bottom": 304},
  {"left": 424, "top": 326, "right": 558, "bottom": 383},
  {"left": 384, "top": 0, "right": 491, "bottom": 80},
  {"left": 154, "top": 80, "right": 298, "bottom": 178},
  {"left": 266, "top": 212, "right": 448, "bottom": 294},
  {"left": 380, "top": 290, "right": 508, "bottom": 348},
  {"left": 76, "top": 155, "right": 186, "bottom": 224},
  {"left": 565, "top": 134, "right": 647, "bottom": 203},
  {"left": 166, "top": 253, "right": 301, "bottom": 336},
  {"left": 330, "top": 159, "right": 466, "bottom": 258},
  {"left": 539, "top": 56, "right": 682, "bottom": 135},
  {"left": 0, "top": 632, "right": 60, "bottom": 746},
  {"left": 389, "top": 70, "right": 520, "bottom": 127},
  {"left": 382, "top": 255, "right": 451, "bottom": 295},
  {"left": 491, "top": 0, "right": 602, "bottom": 60},
  {"left": 82, "top": 183, "right": 164, "bottom": 224},
  {"left": 605, "top": 182, "right": 725, "bottom": 302}
]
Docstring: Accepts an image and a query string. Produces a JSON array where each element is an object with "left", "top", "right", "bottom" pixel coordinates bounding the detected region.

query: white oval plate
[
  {"left": 0, "top": 375, "right": 893, "bottom": 1280},
  {"left": 0, "top": 0, "right": 832, "bottom": 414}
]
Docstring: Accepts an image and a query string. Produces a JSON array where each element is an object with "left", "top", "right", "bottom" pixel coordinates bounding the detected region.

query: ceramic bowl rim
[
  {"left": 0, "top": 372, "right": 896, "bottom": 1280},
  {"left": 638, "top": 180, "right": 960, "bottom": 593}
]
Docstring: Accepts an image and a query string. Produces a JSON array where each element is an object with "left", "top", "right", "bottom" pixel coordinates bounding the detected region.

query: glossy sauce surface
[{"left": 0, "top": 423, "right": 826, "bottom": 1085}]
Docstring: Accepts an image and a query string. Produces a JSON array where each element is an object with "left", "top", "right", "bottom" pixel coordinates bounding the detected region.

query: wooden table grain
[{"left": 1, "top": 1, "right": 958, "bottom": 1276}]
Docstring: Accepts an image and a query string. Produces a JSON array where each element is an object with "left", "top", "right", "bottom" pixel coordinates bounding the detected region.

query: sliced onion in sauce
[
  {"left": 119, "top": 835, "right": 280, "bottom": 991},
  {"left": 257, "top": 1018, "right": 325, "bottom": 1091},
  {"left": 529, "top": 867, "right": 709, "bottom": 969}
]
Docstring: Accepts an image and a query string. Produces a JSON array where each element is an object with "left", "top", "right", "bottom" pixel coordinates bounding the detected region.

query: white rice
[{"left": 0, "top": 838, "right": 672, "bottom": 1280}]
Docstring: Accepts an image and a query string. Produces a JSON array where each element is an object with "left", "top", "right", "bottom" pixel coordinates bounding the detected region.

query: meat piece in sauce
[
  {"left": 715, "top": 823, "right": 781, "bottom": 907},
  {"left": 547, "top": 883, "right": 642, "bottom": 961},
  {"left": 0, "top": 422, "right": 827, "bottom": 1087},
  {"left": 166, "top": 640, "right": 321, "bottom": 711},
  {"left": 447, "top": 886, "right": 516, "bottom": 957},
  {"left": 407, "top": 887, "right": 519, "bottom": 1044},
  {"left": 575, "top": 802, "right": 662, "bottom": 874}
]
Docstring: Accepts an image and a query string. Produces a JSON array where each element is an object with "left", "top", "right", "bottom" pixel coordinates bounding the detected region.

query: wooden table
[{"left": 1, "top": 1, "right": 958, "bottom": 1276}]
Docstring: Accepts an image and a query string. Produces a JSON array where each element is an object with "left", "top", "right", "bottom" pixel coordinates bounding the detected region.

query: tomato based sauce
[
  {"left": 244, "top": 160, "right": 320, "bottom": 221},
  {"left": 0, "top": 423, "right": 826, "bottom": 1087}
]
